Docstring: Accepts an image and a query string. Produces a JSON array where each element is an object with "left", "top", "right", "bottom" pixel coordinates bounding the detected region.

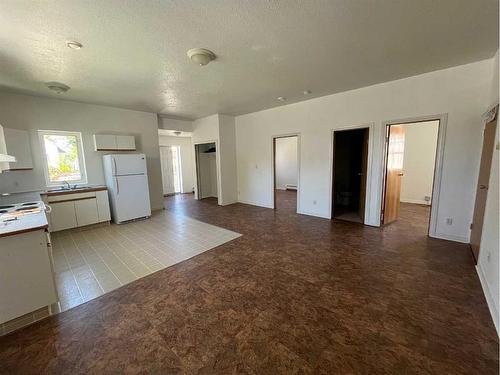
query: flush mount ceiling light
[
  {"left": 277, "top": 96, "right": 287, "bottom": 101},
  {"left": 66, "top": 41, "right": 83, "bottom": 50},
  {"left": 187, "top": 48, "right": 216, "bottom": 66},
  {"left": 45, "top": 82, "right": 70, "bottom": 94}
]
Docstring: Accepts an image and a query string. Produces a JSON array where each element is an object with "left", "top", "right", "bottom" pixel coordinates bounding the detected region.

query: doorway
[
  {"left": 332, "top": 128, "right": 369, "bottom": 223},
  {"left": 194, "top": 142, "right": 218, "bottom": 200},
  {"left": 273, "top": 135, "right": 299, "bottom": 212},
  {"left": 160, "top": 145, "right": 182, "bottom": 196},
  {"left": 470, "top": 112, "right": 498, "bottom": 263},
  {"left": 381, "top": 119, "right": 440, "bottom": 235}
]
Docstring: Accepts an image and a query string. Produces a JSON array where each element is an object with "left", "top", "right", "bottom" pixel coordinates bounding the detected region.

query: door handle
[
  {"left": 116, "top": 177, "right": 120, "bottom": 195},
  {"left": 112, "top": 157, "right": 117, "bottom": 175},
  {"left": 357, "top": 172, "right": 364, "bottom": 176},
  {"left": 398, "top": 173, "right": 404, "bottom": 176},
  {"left": 479, "top": 184, "right": 488, "bottom": 190}
]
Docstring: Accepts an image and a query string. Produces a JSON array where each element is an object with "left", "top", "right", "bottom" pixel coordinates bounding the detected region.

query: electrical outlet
[
  {"left": 487, "top": 252, "right": 491, "bottom": 262},
  {"left": 446, "top": 218, "right": 453, "bottom": 225}
]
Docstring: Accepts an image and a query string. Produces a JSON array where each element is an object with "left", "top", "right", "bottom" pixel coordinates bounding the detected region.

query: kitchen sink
[{"left": 47, "top": 186, "right": 93, "bottom": 192}]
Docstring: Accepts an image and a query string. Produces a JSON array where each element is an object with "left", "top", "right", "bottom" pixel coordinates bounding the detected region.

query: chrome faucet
[{"left": 63, "top": 181, "right": 71, "bottom": 189}]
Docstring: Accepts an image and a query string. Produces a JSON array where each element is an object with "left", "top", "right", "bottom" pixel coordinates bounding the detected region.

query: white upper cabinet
[
  {"left": 3, "top": 128, "right": 33, "bottom": 170},
  {"left": 94, "top": 134, "right": 136, "bottom": 151},
  {"left": 0, "top": 125, "right": 16, "bottom": 172}
]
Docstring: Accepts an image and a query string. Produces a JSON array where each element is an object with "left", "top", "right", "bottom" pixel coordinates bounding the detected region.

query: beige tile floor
[{"left": 51, "top": 210, "right": 241, "bottom": 311}]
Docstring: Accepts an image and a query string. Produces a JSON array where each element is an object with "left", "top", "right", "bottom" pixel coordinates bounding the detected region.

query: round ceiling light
[
  {"left": 66, "top": 41, "right": 83, "bottom": 50},
  {"left": 45, "top": 82, "right": 70, "bottom": 94},
  {"left": 187, "top": 48, "right": 216, "bottom": 66}
]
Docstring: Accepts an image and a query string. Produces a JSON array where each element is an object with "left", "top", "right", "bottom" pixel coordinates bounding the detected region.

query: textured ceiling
[{"left": 0, "top": 0, "right": 498, "bottom": 119}]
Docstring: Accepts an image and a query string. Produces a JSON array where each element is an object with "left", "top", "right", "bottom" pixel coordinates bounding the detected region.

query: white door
[
  {"left": 160, "top": 146, "right": 175, "bottom": 195},
  {"left": 113, "top": 174, "right": 151, "bottom": 223},
  {"left": 111, "top": 154, "right": 147, "bottom": 176}
]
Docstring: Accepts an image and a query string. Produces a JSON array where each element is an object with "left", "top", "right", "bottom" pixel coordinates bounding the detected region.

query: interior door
[
  {"left": 470, "top": 118, "right": 497, "bottom": 262},
  {"left": 160, "top": 146, "right": 175, "bottom": 195},
  {"left": 359, "top": 128, "right": 369, "bottom": 221},
  {"left": 383, "top": 125, "right": 406, "bottom": 224}
]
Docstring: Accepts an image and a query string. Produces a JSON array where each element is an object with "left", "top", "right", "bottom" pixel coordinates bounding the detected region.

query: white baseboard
[
  {"left": 237, "top": 199, "right": 274, "bottom": 209},
  {"left": 476, "top": 263, "right": 499, "bottom": 336},
  {"left": 400, "top": 198, "right": 431, "bottom": 205},
  {"left": 297, "top": 209, "right": 330, "bottom": 219},
  {"left": 431, "top": 232, "right": 469, "bottom": 243}
]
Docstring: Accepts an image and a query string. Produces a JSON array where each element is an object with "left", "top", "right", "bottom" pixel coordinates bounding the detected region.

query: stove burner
[
  {"left": 0, "top": 205, "right": 14, "bottom": 209},
  {"left": 21, "top": 202, "right": 39, "bottom": 206},
  {"left": 16, "top": 206, "right": 38, "bottom": 211},
  {"left": 0, "top": 210, "right": 7, "bottom": 214}
]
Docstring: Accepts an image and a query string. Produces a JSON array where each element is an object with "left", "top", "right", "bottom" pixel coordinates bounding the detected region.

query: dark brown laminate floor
[
  {"left": 275, "top": 189, "right": 297, "bottom": 212},
  {"left": 0, "top": 195, "right": 497, "bottom": 374}
]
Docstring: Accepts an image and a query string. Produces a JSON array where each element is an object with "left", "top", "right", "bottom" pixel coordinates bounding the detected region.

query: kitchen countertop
[
  {"left": 40, "top": 185, "right": 107, "bottom": 196},
  {"left": 0, "top": 203, "right": 48, "bottom": 238}
]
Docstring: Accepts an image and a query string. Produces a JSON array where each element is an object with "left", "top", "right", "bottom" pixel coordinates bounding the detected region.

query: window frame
[{"left": 38, "top": 130, "right": 88, "bottom": 187}]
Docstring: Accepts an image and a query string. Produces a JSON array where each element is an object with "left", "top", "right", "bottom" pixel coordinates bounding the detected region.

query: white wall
[
  {"left": 400, "top": 121, "right": 439, "bottom": 205},
  {"left": 275, "top": 137, "right": 298, "bottom": 190},
  {"left": 158, "top": 116, "right": 193, "bottom": 132},
  {"left": 0, "top": 92, "right": 164, "bottom": 210},
  {"left": 236, "top": 58, "right": 494, "bottom": 243},
  {"left": 158, "top": 134, "right": 195, "bottom": 194},
  {"left": 477, "top": 51, "right": 499, "bottom": 334}
]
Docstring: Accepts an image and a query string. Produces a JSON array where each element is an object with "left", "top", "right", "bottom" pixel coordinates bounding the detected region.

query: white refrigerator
[{"left": 103, "top": 154, "right": 151, "bottom": 223}]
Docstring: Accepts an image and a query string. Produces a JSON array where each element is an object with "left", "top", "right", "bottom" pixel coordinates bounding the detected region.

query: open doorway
[
  {"left": 273, "top": 135, "right": 298, "bottom": 212},
  {"left": 195, "top": 142, "right": 218, "bottom": 200},
  {"left": 381, "top": 119, "right": 440, "bottom": 235},
  {"left": 160, "top": 145, "right": 182, "bottom": 196},
  {"left": 332, "top": 128, "right": 369, "bottom": 223}
]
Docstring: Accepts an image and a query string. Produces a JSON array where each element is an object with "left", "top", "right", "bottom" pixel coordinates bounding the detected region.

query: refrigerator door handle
[
  {"left": 116, "top": 177, "right": 120, "bottom": 195},
  {"left": 112, "top": 157, "right": 117, "bottom": 175}
]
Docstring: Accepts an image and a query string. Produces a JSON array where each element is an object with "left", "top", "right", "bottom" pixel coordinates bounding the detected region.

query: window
[{"left": 39, "top": 130, "right": 87, "bottom": 186}]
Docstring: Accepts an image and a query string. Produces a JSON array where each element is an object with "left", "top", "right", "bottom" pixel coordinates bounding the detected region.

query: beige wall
[{"left": 0, "top": 92, "right": 164, "bottom": 210}]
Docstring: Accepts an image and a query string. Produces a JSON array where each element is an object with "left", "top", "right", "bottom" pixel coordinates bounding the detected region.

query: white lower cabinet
[
  {"left": 50, "top": 201, "right": 77, "bottom": 232},
  {"left": 47, "top": 189, "right": 111, "bottom": 232},
  {"left": 74, "top": 198, "right": 99, "bottom": 227}
]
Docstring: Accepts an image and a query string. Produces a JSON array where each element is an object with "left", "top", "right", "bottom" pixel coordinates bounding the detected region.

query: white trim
[
  {"left": 329, "top": 123, "right": 375, "bottom": 225},
  {"left": 297, "top": 209, "right": 331, "bottom": 219},
  {"left": 432, "top": 232, "right": 469, "bottom": 243},
  {"left": 237, "top": 198, "right": 274, "bottom": 209},
  {"left": 38, "top": 129, "right": 88, "bottom": 187},
  {"left": 379, "top": 114, "right": 447, "bottom": 239},
  {"left": 476, "top": 263, "right": 499, "bottom": 335},
  {"left": 271, "top": 133, "right": 301, "bottom": 213}
]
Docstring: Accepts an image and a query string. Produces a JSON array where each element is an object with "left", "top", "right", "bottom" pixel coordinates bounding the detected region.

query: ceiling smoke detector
[
  {"left": 187, "top": 48, "right": 216, "bottom": 66},
  {"left": 66, "top": 41, "right": 83, "bottom": 50},
  {"left": 45, "top": 82, "right": 70, "bottom": 94}
]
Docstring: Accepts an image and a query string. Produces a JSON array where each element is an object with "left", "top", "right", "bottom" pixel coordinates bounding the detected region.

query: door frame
[
  {"left": 379, "top": 113, "right": 448, "bottom": 238},
  {"left": 272, "top": 133, "right": 301, "bottom": 213},
  {"left": 329, "top": 123, "right": 375, "bottom": 224},
  {"left": 193, "top": 140, "right": 221, "bottom": 204}
]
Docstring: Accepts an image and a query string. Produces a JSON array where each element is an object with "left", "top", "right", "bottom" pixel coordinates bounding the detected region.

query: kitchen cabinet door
[
  {"left": 3, "top": 128, "right": 33, "bottom": 170},
  {"left": 75, "top": 198, "right": 99, "bottom": 226},
  {"left": 96, "top": 190, "right": 111, "bottom": 222},
  {"left": 116, "top": 135, "right": 136, "bottom": 150},
  {"left": 50, "top": 201, "right": 77, "bottom": 232},
  {"left": 94, "top": 134, "right": 117, "bottom": 151}
]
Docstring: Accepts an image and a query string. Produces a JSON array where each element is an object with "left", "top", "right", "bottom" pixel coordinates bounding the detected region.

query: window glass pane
[{"left": 42, "top": 134, "right": 82, "bottom": 182}]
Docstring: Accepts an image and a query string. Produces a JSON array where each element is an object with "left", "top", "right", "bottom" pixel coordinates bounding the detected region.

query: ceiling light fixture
[
  {"left": 66, "top": 41, "right": 83, "bottom": 50},
  {"left": 187, "top": 48, "right": 216, "bottom": 66},
  {"left": 45, "top": 82, "right": 70, "bottom": 94},
  {"left": 277, "top": 96, "right": 286, "bottom": 101}
]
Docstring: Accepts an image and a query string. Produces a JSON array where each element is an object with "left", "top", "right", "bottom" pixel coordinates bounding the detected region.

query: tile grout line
[{"left": 57, "top": 236, "right": 85, "bottom": 309}]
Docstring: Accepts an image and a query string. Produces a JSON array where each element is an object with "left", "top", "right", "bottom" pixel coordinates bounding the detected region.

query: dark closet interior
[{"left": 332, "top": 128, "right": 368, "bottom": 223}]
